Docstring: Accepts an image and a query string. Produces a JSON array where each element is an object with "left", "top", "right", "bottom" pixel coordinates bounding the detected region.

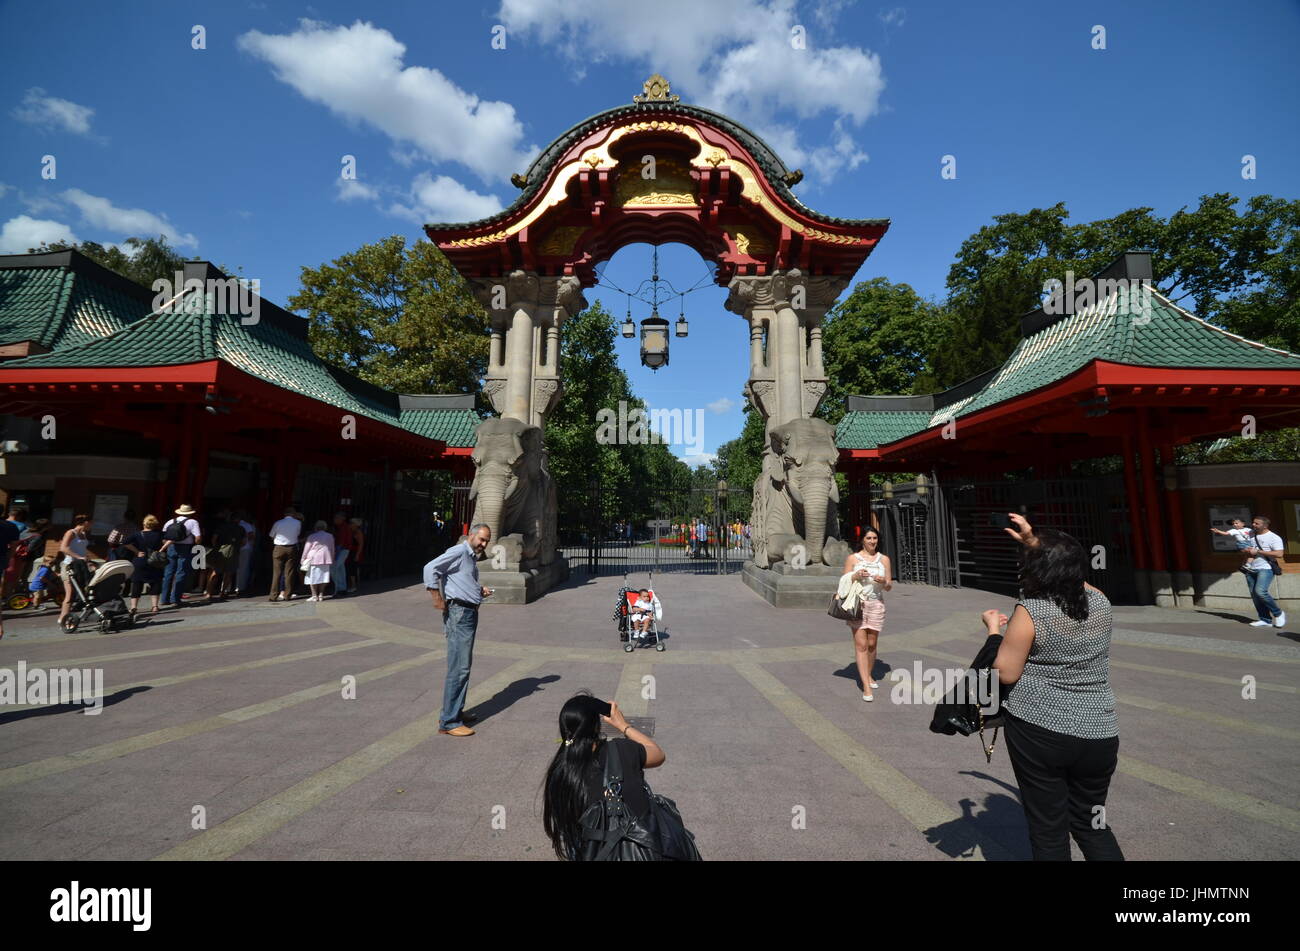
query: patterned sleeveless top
[{"left": 1002, "top": 588, "right": 1118, "bottom": 739}]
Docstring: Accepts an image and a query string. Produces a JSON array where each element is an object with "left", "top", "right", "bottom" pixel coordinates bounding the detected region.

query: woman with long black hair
[
  {"left": 986, "top": 512, "right": 1123, "bottom": 861},
  {"left": 542, "top": 692, "right": 666, "bottom": 861}
]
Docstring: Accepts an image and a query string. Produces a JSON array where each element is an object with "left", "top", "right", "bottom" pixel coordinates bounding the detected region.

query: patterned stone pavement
[{"left": 1, "top": 571, "right": 1296, "bottom": 861}]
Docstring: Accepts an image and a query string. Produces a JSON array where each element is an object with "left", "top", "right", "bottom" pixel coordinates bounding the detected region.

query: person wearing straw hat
[{"left": 160, "top": 504, "right": 202, "bottom": 607}]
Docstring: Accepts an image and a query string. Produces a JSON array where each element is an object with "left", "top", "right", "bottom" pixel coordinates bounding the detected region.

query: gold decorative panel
[
  {"left": 538, "top": 226, "right": 586, "bottom": 257},
  {"left": 615, "top": 158, "right": 697, "bottom": 207}
]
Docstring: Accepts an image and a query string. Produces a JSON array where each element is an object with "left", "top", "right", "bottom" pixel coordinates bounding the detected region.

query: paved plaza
[{"left": 1, "top": 572, "right": 1296, "bottom": 861}]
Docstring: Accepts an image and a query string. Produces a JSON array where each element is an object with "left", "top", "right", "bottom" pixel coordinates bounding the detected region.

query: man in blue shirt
[{"left": 424, "top": 523, "right": 493, "bottom": 736}]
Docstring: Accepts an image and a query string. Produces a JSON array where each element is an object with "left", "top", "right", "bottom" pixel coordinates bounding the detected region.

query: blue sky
[{"left": 2, "top": 0, "right": 1297, "bottom": 464}]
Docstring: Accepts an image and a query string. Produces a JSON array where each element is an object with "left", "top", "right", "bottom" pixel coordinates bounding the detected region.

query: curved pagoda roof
[{"left": 426, "top": 74, "right": 889, "bottom": 287}]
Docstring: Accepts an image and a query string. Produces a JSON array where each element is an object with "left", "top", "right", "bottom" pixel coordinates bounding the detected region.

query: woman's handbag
[
  {"left": 929, "top": 633, "right": 1013, "bottom": 762},
  {"left": 146, "top": 549, "right": 168, "bottom": 568},
  {"left": 577, "top": 740, "right": 703, "bottom": 861},
  {"left": 828, "top": 592, "right": 858, "bottom": 622}
]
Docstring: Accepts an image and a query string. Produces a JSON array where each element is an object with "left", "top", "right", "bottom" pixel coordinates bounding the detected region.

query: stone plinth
[
  {"left": 478, "top": 556, "right": 569, "bottom": 604},
  {"left": 741, "top": 560, "right": 841, "bottom": 608}
]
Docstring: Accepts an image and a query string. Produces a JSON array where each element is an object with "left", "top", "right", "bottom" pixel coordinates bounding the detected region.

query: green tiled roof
[
  {"left": 0, "top": 256, "right": 477, "bottom": 447},
  {"left": 0, "top": 259, "right": 152, "bottom": 349},
  {"left": 399, "top": 407, "right": 480, "bottom": 448},
  {"left": 838, "top": 289, "right": 1300, "bottom": 450},
  {"left": 836, "top": 411, "right": 930, "bottom": 450}
]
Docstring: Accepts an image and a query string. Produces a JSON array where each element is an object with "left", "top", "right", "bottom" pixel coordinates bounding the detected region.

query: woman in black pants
[{"left": 985, "top": 512, "right": 1124, "bottom": 861}]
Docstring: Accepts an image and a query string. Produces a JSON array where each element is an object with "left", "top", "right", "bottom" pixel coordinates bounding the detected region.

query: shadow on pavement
[
  {"left": 923, "top": 791, "right": 1031, "bottom": 860},
  {"left": 0, "top": 685, "right": 153, "bottom": 725},
  {"left": 466, "top": 674, "right": 562, "bottom": 723},
  {"left": 831, "top": 661, "right": 895, "bottom": 686}
]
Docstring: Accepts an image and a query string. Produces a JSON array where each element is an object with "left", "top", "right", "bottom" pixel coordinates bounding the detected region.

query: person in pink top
[{"left": 299, "top": 521, "right": 336, "bottom": 602}]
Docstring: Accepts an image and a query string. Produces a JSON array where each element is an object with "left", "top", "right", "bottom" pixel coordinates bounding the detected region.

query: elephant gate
[{"left": 425, "top": 75, "right": 888, "bottom": 604}]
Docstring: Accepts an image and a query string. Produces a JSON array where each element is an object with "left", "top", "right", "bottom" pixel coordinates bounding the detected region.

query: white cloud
[
  {"left": 61, "top": 189, "right": 198, "bottom": 248},
  {"left": 707, "top": 397, "right": 737, "bottom": 414},
  {"left": 879, "top": 7, "right": 906, "bottom": 28},
  {"left": 0, "top": 215, "right": 79, "bottom": 253},
  {"left": 237, "top": 20, "right": 536, "bottom": 183},
  {"left": 681, "top": 452, "right": 719, "bottom": 468},
  {"left": 496, "top": 0, "right": 885, "bottom": 186},
  {"left": 11, "top": 87, "right": 96, "bottom": 136},
  {"left": 387, "top": 172, "right": 502, "bottom": 224},
  {"left": 0, "top": 182, "right": 14, "bottom": 200},
  {"left": 335, "top": 179, "right": 380, "bottom": 202}
]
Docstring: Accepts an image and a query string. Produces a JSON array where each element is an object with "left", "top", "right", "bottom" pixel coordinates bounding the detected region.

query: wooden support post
[
  {"left": 1137, "top": 411, "right": 1167, "bottom": 571},
  {"left": 1161, "top": 442, "right": 1190, "bottom": 574},
  {"left": 1121, "top": 432, "right": 1148, "bottom": 571}
]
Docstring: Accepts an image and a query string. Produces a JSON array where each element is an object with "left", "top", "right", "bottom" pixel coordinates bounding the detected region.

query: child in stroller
[
  {"left": 613, "top": 577, "right": 665, "bottom": 652},
  {"left": 59, "top": 557, "right": 136, "bottom": 634}
]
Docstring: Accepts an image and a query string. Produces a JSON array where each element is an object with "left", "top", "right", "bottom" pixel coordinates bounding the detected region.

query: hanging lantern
[
  {"left": 621, "top": 297, "right": 635, "bottom": 338},
  {"left": 640, "top": 311, "right": 670, "bottom": 369},
  {"left": 676, "top": 294, "right": 688, "bottom": 336}
]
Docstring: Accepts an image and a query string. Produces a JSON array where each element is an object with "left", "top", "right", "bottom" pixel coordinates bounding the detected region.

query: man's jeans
[
  {"left": 161, "top": 544, "right": 192, "bottom": 604},
  {"left": 440, "top": 602, "right": 478, "bottom": 729},
  {"left": 236, "top": 547, "right": 253, "bottom": 592},
  {"left": 1246, "top": 567, "right": 1281, "bottom": 621},
  {"left": 332, "top": 549, "right": 350, "bottom": 593}
]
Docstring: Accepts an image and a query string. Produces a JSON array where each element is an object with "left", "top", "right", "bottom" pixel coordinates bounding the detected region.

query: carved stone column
[
  {"left": 532, "top": 275, "right": 586, "bottom": 428},
  {"left": 472, "top": 270, "right": 540, "bottom": 421},
  {"left": 793, "top": 274, "right": 848, "bottom": 417}
]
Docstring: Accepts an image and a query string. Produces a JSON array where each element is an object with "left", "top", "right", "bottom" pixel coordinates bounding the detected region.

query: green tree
[
  {"left": 820, "top": 277, "right": 946, "bottom": 419},
  {"left": 289, "top": 236, "right": 488, "bottom": 395}
]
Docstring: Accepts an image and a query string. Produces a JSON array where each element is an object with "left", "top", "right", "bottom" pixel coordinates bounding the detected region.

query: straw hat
[{"left": 175, "top": 504, "right": 197, "bottom": 516}]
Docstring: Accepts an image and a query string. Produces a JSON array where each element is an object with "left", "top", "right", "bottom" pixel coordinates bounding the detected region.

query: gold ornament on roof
[
  {"left": 615, "top": 157, "right": 696, "bottom": 206},
  {"left": 634, "top": 73, "right": 680, "bottom": 103}
]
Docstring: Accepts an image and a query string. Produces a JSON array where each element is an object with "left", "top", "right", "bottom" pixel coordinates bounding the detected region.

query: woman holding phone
[
  {"left": 987, "top": 512, "right": 1123, "bottom": 861},
  {"left": 542, "top": 692, "right": 666, "bottom": 860}
]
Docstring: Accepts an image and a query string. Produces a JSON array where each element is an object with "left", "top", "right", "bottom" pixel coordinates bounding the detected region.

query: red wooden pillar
[
  {"left": 1160, "top": 442, "right": 1190, "bottom": 573},
  {"left": 1137, "top": 410, "right": 1167, "bottom": 571},
  {"left": 192, "top": 424, "right": 211, "bottom": 511},
  {"left": 175, "top": 405, "right": 195, "bottom": 506},
  {"left": 1121, "top": 432, "right": 1149, "bottom": 571}
]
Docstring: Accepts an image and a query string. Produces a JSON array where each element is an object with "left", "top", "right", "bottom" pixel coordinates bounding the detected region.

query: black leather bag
[
  {"left": 828, "top": 588, "right": 858, "bottom": 622},
  {"left": 577, "top": 740, "right": 703, "bottom": 861},
  {"left": 929, "top": 633, "right": 1013, "bottom": 762}
]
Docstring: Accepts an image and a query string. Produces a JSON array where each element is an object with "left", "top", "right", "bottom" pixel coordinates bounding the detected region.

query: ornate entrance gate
[{"left": 426, "top": 75, "right": 887, "bottom": 598}]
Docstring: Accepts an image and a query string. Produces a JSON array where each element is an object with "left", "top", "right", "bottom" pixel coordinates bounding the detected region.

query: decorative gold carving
[
  {"left": 615, "top": 158, "right": 696, "bottom": 207},
  {"left": 801, "top": 227, "right": 860, "bottom": 246},
  {"left": 633, "top": 73, "right": 679, "bottom": 104},
  {"left": 511, "top": 173, "right": 528, "bottom": 188},
  {"left": 704, "top": 148, "right": 727, "bottom": 167},
  {"left": 729, "top": 227, "right": 772, "bottom": 258},
  {"left": 445, "top": 229, "right": 509, "bottom": 248},
  {"left": 583, "top": 151, "right": 603, "bottom": 168},
  {"left": 538, "top": 226, "right": 586, "bottom": 257}
]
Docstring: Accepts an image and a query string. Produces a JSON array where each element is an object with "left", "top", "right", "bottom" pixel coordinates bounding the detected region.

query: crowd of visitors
[{"left": 0, "top": 500, "right": 372, "bottom": 628}]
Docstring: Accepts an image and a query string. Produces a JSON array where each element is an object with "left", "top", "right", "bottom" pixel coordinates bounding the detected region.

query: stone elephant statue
[
  {"left": 468, "top": 417, "right": 557, "bottom": 568},
  {"left": 751, "top": 417, "right": 847, "bottom": 568}
]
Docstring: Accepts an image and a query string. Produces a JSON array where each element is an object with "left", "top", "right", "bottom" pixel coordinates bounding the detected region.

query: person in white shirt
[
  {"left": 630, "top": 588, "right": 655, "bottom": 637},
  {"left": 160, "top": 504, "right": 202, "bottom": 606},
  {"left": 235, "top": 510, "right": 255, "bottom": 595},
  {"left": 268, "top": 507, "right": 302, "bottom": 602},
  {"left": 1243, "top": 515, "right": 1286, "bottom": 629}
]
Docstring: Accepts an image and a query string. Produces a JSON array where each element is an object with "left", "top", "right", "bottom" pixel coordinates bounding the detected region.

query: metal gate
[
  {"left": 941, "top": 475, "right": 1135, "bottom": 602},
  {"left": 559, "top": 482, "right": 753, "bottom": 577}
]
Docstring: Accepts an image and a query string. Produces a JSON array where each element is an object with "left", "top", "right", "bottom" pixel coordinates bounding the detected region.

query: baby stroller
[
  {"left": 60, "top": 558, "right": 136, "bottom": 634},
  {"left": 613, "top": 572, "right": 665, "bottom": 653}
]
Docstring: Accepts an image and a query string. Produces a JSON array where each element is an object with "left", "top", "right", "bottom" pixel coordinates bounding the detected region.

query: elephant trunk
[
  {"left": 471, "top": 472, "right": 515, "bottom": 540},
  {"left": 797, "top": 477, "right": 831, "bottom": 563}
]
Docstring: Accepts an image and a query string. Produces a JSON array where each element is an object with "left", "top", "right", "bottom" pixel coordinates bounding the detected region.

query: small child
[
  {"left": 28, "top": 554, "right": 58, "bottom": 608},
  {"left": 630, "top": 588, "right": 655, "bottom": 638},
  {"left": 1211, "top": 519, "right": 1256, "bottom": 572}
]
